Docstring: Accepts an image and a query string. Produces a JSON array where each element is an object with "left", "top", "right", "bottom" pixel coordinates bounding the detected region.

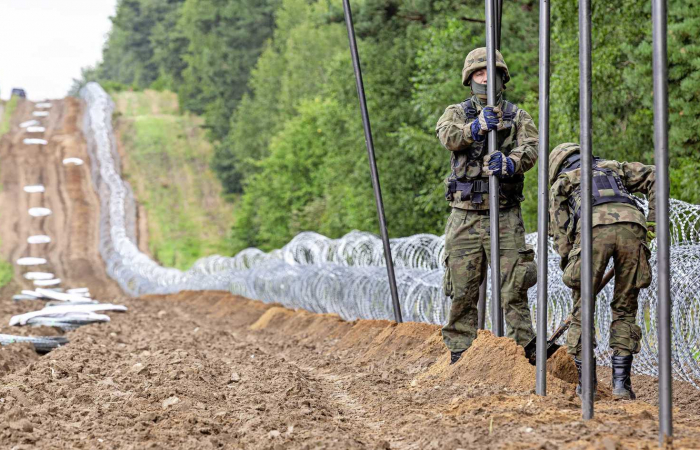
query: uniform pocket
[
  {"left": 515, "top": 245, "right": 537, "bottom": 293},
  {"left": 442, "top": 252, "right": 453, "bottom": 298},
  {"left": 563, "top": 247, "right": 581, "bottom": 289},
  {"left": 634, "top": 242, "right": 652, "bottom": 289}
]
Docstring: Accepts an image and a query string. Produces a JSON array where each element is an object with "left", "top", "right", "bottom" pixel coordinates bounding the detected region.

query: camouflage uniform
[
  {"left": 548, "top": 144, "right": 656, "bottom": 357},
  {"left": 436, "top": 48, "right": 539, "bottom": 354}
]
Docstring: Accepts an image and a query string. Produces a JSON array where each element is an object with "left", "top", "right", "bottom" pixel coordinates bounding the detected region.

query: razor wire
[{"left": 80, "top": 82, "right": 700, "bottom": 384}]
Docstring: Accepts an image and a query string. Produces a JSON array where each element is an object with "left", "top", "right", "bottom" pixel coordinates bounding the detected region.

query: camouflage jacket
[
  {"left": 549, "top": 159, "right": 656, "bottom": 260},
  {"left": 435, "top": 95, "right": 539, "bottom": 210}
]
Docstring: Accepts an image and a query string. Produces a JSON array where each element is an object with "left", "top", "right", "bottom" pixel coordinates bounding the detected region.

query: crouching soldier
[
  {"left": 549, "top": 143, "right": 656, "bottom": 400},
  {"left": 436, "top": 47, "right": 539, "bottom": 364}
]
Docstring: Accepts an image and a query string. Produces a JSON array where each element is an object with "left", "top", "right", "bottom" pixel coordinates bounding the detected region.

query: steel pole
[
  {"left": 485, "top": 0, "right": 503, "bottom": 337},
  {"left": 652, "top": 0, "right": 672, "bottom": 443},
  {"left": 341, "top": 0, "right": 403, "bottom": 323},
  {"left": 495, "top": 0, "right": 503, "bottom": 50},
  {"left": 535, "top": 0, "right": 550, "bottom": 397},
  {"left": 578, "top": 0, "right": 595, "bottom": 420},
  {"left": 477, "top": 265, "right": 487, "bottom": 329}
]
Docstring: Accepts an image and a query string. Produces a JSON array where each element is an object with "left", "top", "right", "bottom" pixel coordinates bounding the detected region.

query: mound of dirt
[
  {"left": 415, "top": 330, "right": 543, "bottom": 392},
  {"left": 413, "top": 330, "right": 584, "bottom": 397},
  {"left": 249, "top": 306, "right": 297, "bottom": 330},
  {"left": 547, "top": 346, "right": 578, "bottom": 384},
  {"left": 0, "top": 343, "right": 38, "bottom": 376}
]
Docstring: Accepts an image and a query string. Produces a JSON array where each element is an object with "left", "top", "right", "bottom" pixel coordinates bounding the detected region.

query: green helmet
[
  {"left": 549, "top": 142, "right": 580, "bottom": 185},
  {"left": 462, "top": 47, "right": 511, "bottom": 86}
]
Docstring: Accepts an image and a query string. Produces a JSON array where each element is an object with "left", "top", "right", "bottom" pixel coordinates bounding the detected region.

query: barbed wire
[{"left": 81, "top": 82, "right": 700, "bottom": 385}]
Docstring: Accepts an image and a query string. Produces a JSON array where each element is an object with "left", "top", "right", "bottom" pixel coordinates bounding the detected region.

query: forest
[{"left": 73, "top": 0, "right": 700, "bottom": 252}]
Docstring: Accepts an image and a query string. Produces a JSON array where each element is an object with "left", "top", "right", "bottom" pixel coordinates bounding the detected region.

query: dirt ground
[{"left": 1, "top": 100, "right": 700, "bottom": 449}]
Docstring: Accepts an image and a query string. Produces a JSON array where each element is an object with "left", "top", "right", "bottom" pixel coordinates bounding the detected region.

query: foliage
[
  {"left": 176, "top": 0, "right": 280, "bottom": 140},
  {"left": 113, "top": 90, "right": 235, "bottom": 269},
  {"left": 0, "top": 259, "right": 12, "bottom": 289},
  {"left": 0, "top": 97, "right": 18, "bottom": 136}
]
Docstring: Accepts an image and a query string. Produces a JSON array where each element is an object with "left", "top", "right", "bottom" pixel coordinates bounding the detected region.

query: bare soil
[{"left": 1, "top": 99, "right": 700, "bottom": 449}]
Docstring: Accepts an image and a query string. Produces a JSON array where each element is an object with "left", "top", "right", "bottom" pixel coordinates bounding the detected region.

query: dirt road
[
  {"left": 0, "top": 97, "right": 121, "bottom": 300},
  {"left": 1, "top": 100, "right": 700, "bottom": 449}
]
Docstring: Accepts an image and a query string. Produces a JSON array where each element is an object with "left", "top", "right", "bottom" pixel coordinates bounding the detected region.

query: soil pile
[
  {"left": 547, "top": 346, "right": 578, "bottom": 384},
  {"left": 0, "top": 343, "right": 38, "bottom": 376},
  {"left": 414, "top": 330, "right": 574, "bottom": 394}
]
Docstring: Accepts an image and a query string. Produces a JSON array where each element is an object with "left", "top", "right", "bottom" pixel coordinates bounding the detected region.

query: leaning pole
[{"left": 341, "top": 0, "right": 403, "bottom": 323}]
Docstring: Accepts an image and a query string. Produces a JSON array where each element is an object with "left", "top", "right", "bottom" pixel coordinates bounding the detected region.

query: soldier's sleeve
[
  {"left": 436, "top": 105, "right": 475, "bottom": 151},
  {"left": 621, "top": 162, "right": 657, "bottom": 222},
  {"left": 549, "top": 176, "right": 574, "bottom": 260},
  {"left": 509, "top": 109, "right": 539, "bottom": 175}
]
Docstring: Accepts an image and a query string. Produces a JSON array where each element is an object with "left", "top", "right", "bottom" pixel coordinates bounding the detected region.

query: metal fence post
[
  {"left": 341, "top": 0, "right": 403, "bottom": 323},
  {"left": 478, "top": 261, "right": 487, "bottom": 329},
  {"left": 652, "top": 0, "right": 672, "bottom": 443},
  {"left": 495, "top": 0, "right": 503, "bottom": 50},
  {"left": 536, "top": 0, "right": 551, "bottom": 397},
  {"left": 578, "top": 0, "right": 595, "bottom": 420},
  {"left": 485, "top": 0, "right": 503, "bottom": 337},
  {"left": 478, "top": 0, "right": 504, "bottom": 330}
]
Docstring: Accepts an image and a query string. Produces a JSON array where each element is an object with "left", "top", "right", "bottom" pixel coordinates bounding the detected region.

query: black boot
[
  {"left": 611, "top": 355, "right": 636, "bottom": 400},
  {"left": 574, "top": 357, "right": 598, "bottom": 400},
  {"left": 450, "top": 350, "right": 465, "bottom": 365}
]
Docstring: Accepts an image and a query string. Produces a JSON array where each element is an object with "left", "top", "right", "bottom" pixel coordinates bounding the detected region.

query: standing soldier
[
  {"left": 549, "top": 143, "right": 656, "bottom": 400},
  {"left": 436, "top": 47, "right": 539, "bottom": 364}
]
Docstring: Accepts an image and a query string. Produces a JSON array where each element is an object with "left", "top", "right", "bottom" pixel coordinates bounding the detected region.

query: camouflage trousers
[
  {"left": 441, "top": 207, "right": 537, "bottom": 353},
  {"left": 563, "top": 223, "right": 651, "bottom": 357}
]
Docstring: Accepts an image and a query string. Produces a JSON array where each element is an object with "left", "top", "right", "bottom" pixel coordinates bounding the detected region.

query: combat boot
[
  {"left": 611, "top": 355, "right": 636, "bottom": 400},
  {"left": 574, "top": 357, "right": 599, "bottom": 400},
  {"left": 450, "top": 350, "right": 465, "bottom": 365}
]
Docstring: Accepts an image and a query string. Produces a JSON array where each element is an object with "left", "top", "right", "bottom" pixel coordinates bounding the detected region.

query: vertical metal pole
[
  {"left": 485, "top": 0, "right": 503, "bottom": 337},
  {"left": 341, "top": 0, "right": 403, "bottom": 323},
  {"left": 479, "top": 0, "right": 503, "bottom": 332},
  {"left": 495, "top": 0, "right": 503, "bottom": 50},
  {"left": 477, "top": 262, "right": 487, "bottom": 329},
  {"left": 535, "top": 0, "right": 550, "bottom": 397},
  {"left": 579, "top": 0, "right": 595, "bottom": 420},
  {"left": 652, "top": 0, "right": 672, "bottom": 443}
]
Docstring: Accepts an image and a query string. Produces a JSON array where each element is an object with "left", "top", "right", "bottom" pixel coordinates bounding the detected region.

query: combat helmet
[
  {"left": 462, "top": 47, "right": 511, "bottom": 86},
  {"left": 549, "top": 143, "right": 581, "bottom": 185}
]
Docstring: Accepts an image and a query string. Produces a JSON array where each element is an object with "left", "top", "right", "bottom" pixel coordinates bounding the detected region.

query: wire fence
[{"left": 81, "top": 82, "right": 700, "bottom": 384}]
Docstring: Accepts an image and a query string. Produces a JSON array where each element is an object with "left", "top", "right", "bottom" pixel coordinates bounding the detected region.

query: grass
[
  {"left": 0, "top": 96, "right": 18, "bottom": 136},
  {"left": 0, "top": 97, "right": 19, "bottom": 288},
  {"left": 114, "top": 90, "right": 235, "bottom": 270}
]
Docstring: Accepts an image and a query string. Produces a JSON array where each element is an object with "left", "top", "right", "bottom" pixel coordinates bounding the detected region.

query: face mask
[{"left": 470, "top": 75, "right": 504, "bottom": 100}]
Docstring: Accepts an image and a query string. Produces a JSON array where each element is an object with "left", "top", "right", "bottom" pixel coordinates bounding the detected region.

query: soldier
[
  {"left": 436, "top": 47, "right": 539, "bottom": 364},
  {"left": 549, "top": 143, "right": 656, "bottom": 400}
]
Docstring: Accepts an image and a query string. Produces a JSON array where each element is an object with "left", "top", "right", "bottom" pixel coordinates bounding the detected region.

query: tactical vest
[
  {"left": 445, "top": 98, "right": 525, "bottom": 206},
  {"left": 560, "top": 154, "right": 643, "bottom": 221}
]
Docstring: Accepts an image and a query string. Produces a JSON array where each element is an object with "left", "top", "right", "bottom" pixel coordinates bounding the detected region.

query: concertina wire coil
[{"left": 80, "top": 82, "right": 700, "bottom": 386}]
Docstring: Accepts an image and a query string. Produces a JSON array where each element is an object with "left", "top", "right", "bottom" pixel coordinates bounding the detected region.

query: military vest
[
  {"left": 560, "top": 155, "right": 643, "bottom": 222},
  {"left": 445, "top": 98, "right": 525, "bottom": 207}
]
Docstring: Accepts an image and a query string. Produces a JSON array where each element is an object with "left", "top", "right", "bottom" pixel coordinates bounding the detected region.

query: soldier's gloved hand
[
  {"left": 469, "top": 119, "right": 485, "bottom": 142},
  {"left": 478, "top": 106, "right": 501, "bottom": 133},
  {"left": 483, "top": 151, "right": 515, "bottom": 178},
  {"left": 646, "top": 221, "right": 656, "bottom": 243}
]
